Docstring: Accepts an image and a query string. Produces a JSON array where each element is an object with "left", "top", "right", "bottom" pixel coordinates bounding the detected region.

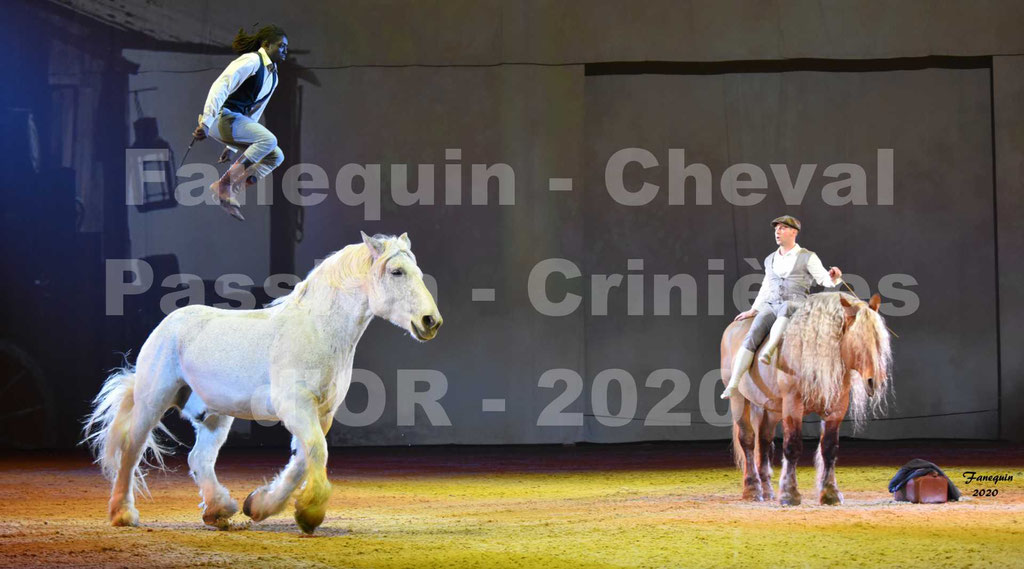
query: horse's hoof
[
  {"left": 779, "top": 493, "right": 802, "bottom": 507},
  {"left": 203, "top": 512, "right": 231, "bottom": 530},
  {"left": 294, "top": 507, "right": 325, "bottom": 535},
  {"left": 203, "top": 499, "right": 239, "bottom": 530},
  {"left": 110, "top": 506, "right": 139, "bottom": 527},
  {"left": 741, "top": 484, "right": 764, "bottom": 502},
  {"left": 242, "top": 491, "right": 253, "bottom": 517},
  {"left": 243, "top": 490, "right": 258, "bottom": 520},
  {"left": 820, "top": 490, "right": 844, "bottom": 506}
]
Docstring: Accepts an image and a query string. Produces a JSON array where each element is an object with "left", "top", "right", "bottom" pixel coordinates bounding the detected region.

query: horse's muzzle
[{"left": 413, "top": 315, "right": 443, "bottom": 341}]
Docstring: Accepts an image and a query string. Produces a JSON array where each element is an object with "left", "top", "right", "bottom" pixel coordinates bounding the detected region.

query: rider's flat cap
[{"left": 771, "top": 215, "right": 801, "bottom": 231}]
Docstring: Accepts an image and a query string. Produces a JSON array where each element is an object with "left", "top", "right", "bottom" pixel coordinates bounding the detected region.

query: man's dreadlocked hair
[{"left": 232, "top": 25, "right": 287, "bottom": 54}]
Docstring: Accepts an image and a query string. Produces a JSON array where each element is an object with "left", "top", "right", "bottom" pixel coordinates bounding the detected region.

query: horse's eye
[{"left": 391, "top": 269, "right": 404, "bottom": 277}]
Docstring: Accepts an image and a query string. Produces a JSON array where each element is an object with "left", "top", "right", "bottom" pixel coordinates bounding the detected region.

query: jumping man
[
  {"left": 193, "top": 25, "right": 289, "bottom": 221},
  {"left": 721, "top": 215, "right": 843, "bottom": 399}
]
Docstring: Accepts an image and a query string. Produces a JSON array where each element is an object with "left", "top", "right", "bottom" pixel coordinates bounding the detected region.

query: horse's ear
[
  {"left": 361, "top": 231, "right": 386, "bottom": 260},
  {"left": 399, "top": 232, "right": 411, "bottom": 249},
  {"left": 839, "top": 295, "right": 857, "bottom": 327},
  {"left": 868, "top": 293, "right": 881, "bottom": 312}
]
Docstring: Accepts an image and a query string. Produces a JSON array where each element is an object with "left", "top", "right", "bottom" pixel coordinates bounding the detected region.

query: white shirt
[
  {"left": 751, "top": 244, "right": 840, "bottom": 311},
  {"left": 200, "top": 47, "right": 277, "bottom": 129}
]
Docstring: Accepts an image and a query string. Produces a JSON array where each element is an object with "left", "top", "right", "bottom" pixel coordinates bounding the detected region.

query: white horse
[{"left": 83, "top": 232, "right": 442, "bottom": 534}]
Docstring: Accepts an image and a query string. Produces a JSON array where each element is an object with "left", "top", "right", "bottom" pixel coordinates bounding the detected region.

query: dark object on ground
[
  {"left": 895, "top": 472, "right": 949, "bottom": 503},
  {"left": 889, "top": 458, "right": 961, "bottom": 502}
]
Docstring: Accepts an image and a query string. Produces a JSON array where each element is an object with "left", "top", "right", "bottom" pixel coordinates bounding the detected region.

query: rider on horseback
[{"left": 721, "top": 215, "right": 843, "bottom": 399}]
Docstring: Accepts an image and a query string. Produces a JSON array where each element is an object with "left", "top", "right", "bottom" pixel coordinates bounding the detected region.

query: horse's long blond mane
[
  {"left": 781, "top": 292, "right": 892, "bottom": 427},
  {"left": 268, "top": 235, "right": 409, "bottom": 309},
  {"left": 782, "top": 293, "right": 846, "bottom": 408},
  {"left": 844, "top": 296, "right": 893, "bottom": 424}
]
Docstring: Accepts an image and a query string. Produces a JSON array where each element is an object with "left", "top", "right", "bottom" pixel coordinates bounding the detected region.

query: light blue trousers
[{"left": 213, "top": 109, "right": 284, "bottom": 179}]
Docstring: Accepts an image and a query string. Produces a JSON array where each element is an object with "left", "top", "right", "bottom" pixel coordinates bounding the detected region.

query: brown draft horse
[{"left": 720, "top": 292, "right": 892, "bottom": 505}]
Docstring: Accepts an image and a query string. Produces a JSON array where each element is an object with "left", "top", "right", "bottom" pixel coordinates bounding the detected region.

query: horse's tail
[
  {"left": 81, "top": 365, "right": 176, "bottom": 495},
  {"left": 731, "top": 422, "right": 743, "bottom": 469},
  {"left": 722, "top": 340, "right": 744, "bottom": 470}
]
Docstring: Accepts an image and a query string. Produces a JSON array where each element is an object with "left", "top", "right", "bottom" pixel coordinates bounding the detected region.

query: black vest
[{"left": 223, "top": 56, "right": 274, "bottom": 115}]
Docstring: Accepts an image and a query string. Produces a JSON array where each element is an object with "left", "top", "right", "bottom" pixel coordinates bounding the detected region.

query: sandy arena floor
[{"left": 0, "top": 441, "right": 1022, "bottom": 568}]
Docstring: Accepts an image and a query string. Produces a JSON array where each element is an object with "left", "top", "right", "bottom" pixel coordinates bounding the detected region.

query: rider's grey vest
[{"left": 762, "top": 249, "right": 816, "bottom": 306}]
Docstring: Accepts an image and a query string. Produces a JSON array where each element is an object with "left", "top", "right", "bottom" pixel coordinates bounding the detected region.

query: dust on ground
[{"left": 1, "top": 441, "right": 1021, "bottom": 568}]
